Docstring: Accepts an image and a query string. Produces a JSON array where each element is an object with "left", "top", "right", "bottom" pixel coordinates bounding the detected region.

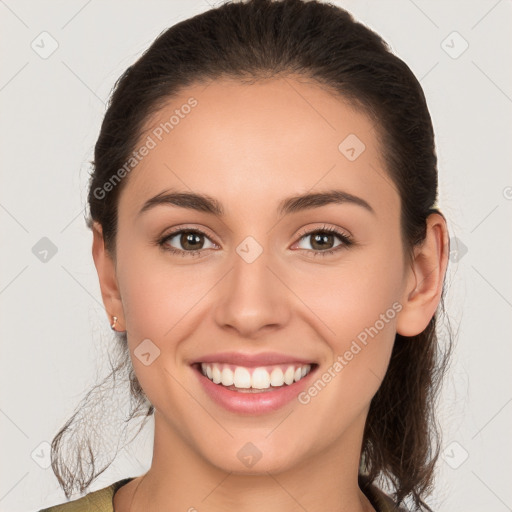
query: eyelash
[{"left": 157, "top": 224, "right": 354, "bottom": 258}]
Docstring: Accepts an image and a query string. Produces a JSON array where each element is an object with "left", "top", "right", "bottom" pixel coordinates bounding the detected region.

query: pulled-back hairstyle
[{"left": 50, "top": 0, "right": 453, "bottom": 509}]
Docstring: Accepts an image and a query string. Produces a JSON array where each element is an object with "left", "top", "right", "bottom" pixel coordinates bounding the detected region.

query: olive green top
[{"left": 39, "top": 476, "right": 409, "bottom": 511}]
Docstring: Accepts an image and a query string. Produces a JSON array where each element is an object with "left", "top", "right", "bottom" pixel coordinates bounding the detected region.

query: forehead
[{"left": 118, "top": 76, "right": 399, "bottom": 223}]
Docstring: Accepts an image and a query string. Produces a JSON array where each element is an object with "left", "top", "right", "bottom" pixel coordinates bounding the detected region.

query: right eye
[{"left": 158, "top": 228, "right": 218, "bottom": 257}]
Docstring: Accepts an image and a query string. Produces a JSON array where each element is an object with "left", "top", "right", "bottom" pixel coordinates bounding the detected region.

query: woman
[{"left": 40, "top": 0, "right": 451, "bottom": 510}]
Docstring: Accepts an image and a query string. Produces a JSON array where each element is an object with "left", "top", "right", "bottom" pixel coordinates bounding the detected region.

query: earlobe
[
  {"left": 396, "top": 213, "right": 449, "bottom": 337},
  {"left": 91, "top": 221, "right": 125, "bottom": 331}
]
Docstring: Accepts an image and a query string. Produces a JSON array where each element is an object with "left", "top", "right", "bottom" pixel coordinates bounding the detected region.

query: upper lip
[{"left": 192, "top": 351, "right": 316, "bottom": 367}]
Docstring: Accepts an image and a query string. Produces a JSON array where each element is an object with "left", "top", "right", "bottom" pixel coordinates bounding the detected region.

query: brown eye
[
  {"left": 294, "top": 225, "right": 353, "bottom": 257},
  {"left": 159, "top": 228, "right": 217, "bottom": 256}
]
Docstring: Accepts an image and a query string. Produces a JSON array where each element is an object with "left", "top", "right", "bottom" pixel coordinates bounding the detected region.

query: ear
[
  {"left": 396, "top": 212, "right": 449, "bottom": 337},
  {"left": 91, "top": 221, "right": 125, "bottom": 330}
]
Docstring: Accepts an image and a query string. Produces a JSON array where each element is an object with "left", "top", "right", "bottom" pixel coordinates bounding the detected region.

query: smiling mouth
[{"left": 192, "top": 362, "right": 318, "bottom": 393}]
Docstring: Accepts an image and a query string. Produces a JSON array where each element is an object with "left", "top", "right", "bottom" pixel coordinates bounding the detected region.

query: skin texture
[{"left": 92, "top": 76, "right": 449, "bottom": 512}]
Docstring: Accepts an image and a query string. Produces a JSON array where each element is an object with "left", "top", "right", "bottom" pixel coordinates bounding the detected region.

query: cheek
[
  {"left": 114, "top": 245, "right": 199, "bottom": 409},
  {"left": 292, "top": 243, "right": 403, "bottom": 345},
  {"left": 116, "top": 237, "right": 208, "bottom": 339},
  {"left": 295, "top": 268, "right": 401, "bottom": 430},
  {"left": 290, "top": 245, "right": 403, "bottom": 402}
]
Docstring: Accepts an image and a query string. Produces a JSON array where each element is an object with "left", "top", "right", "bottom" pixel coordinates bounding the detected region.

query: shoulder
[
  {"left": 38, "top": 478, "right": 135, "bottom": 512},
  {"left": 359, "top": 474, "right": 411, "bottom": 512}
]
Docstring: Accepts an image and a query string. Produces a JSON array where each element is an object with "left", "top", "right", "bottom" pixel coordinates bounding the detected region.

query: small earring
[{"left": 111, "top": 316, "right": 118, "bottom": 331}]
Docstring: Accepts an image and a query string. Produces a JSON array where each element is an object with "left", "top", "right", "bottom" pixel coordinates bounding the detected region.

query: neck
[{"left": 122, "top": 409, "right": 375, "bottom": 512}]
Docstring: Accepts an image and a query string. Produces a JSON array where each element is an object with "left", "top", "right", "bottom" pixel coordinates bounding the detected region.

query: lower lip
[{"left": 192, "top": 364, "right": 318, "bottom": 414}]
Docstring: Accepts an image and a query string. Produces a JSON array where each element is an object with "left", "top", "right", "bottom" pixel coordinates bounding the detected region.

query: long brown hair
[{"left": 50, "top": 1, "right": 453, "bottom": 509}]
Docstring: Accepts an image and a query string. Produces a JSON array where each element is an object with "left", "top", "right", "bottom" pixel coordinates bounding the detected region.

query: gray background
[{"left": 1, "top": 1, "right": 511, "bottom": 510}]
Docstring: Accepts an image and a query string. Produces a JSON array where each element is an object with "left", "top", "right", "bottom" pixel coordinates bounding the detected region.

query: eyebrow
[{"left": 138, "top": 188, "right": 376, "bottom": 218}]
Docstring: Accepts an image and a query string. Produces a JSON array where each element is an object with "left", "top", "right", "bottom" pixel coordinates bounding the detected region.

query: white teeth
[
  {"left": 270, "top": 367, "right": 284, "bottom": 386},
  {"left": 212, "top": 365, "right": 222, "bottom": 384},
  {"left": 284, "top": 366, "right": 295, "bottom": 385},
  {"left": 251, "top": 367, "right": 271, "bottom": 389},
  {"left": 199, "top": 362, "right": 312, "bottom": 390},
  {"left": 233, "top": 367, "right": 251, "bottom": 388},
  {"left": 221, "top": 366, "right": 234, "bottom": 386}
]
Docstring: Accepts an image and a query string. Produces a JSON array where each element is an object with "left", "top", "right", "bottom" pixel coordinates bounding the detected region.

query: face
[{"left": 99, "top": 76, "right": 415, "bottom": 475}]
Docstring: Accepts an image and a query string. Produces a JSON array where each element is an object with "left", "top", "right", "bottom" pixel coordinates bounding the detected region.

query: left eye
[{"left": 294, "top": 229, "right": 351, "bottom": 252}]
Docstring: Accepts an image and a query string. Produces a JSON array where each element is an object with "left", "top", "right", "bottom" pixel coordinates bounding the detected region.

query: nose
[{"left": 213, "top": 246, "right": 292, "bottom": 339}]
